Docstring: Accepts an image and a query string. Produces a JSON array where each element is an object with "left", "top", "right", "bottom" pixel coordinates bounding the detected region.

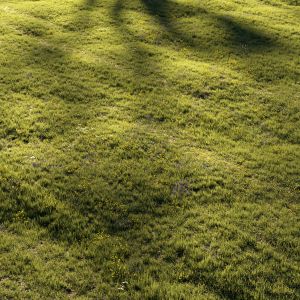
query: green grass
[{"left": 0, "top": 0, "right": 299, "bottom": 298}]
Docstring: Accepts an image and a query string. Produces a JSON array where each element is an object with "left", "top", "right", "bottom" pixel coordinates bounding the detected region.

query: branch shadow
[
  {"left": 5, "top": 0, "right": 178, "bottom": 243},
  {"left": 2, "top": 0, "right": 298, "bottom": 298},
  {"left": 65, "top": 0, "right": 100, "bottom": 31},
  {"left": 141, "top": 0, "right": 275, "bottom": 53},
  {"left": 111, "top": 0, "right": 294, "bottom": 84},
  {"left": 111, "top": 0, "right": 163, "bottom": 80},
  {"left": 216, "top": 15, "right": 274, "bottom": 52},
  {"left": 141, "top": 0, "right": 206, "bottom": 49},
  {"left": 5, "top": 0, "right": 293, "bottom": 244}
]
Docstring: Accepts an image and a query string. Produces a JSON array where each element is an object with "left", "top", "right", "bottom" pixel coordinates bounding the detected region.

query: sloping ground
[{"left": 0, "top": 0, "right": 299, "bottom": 298}]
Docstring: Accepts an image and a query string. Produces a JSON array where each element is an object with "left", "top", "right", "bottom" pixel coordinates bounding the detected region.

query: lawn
[{"left": 0, "top": 0, "right": 299, "bottom": 299}]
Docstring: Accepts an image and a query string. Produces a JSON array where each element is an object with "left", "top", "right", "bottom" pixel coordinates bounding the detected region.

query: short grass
[{"left": 0, "top": 0, "right": 299, "bottom": 299}]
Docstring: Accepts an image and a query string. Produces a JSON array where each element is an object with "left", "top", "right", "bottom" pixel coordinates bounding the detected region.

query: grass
[{"left": 0, "top": 0, "right": 299, "bottom": 298}]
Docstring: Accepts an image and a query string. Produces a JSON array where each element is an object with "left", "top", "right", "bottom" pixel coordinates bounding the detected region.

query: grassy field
[{"left": 0, "top": 0, "right": 299, "bottom": 298}]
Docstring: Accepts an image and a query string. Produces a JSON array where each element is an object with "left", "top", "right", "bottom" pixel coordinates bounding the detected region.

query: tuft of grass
[{"left": 0, "top": 0, "right": 299, "bottom": 298}]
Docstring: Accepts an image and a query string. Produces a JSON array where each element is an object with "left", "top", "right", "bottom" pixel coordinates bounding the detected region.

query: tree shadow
[
  {"left": 2, "top": 1, "right": 298, "bottom": 298},
  {"left": 3, "top": 0, "right": 179, "bottom": 244},
  {"left": 141, "top": 0, "right": 206, "bottom": 49},
  {"left": 216, "top": 15, "right": 274, "bottom": 51},
  {"left": 111, "top": 0, "right": 295, "bottom": 85},
  {"left": 111, "top": 0, "right": 163, "bottom": 79},
  {"left": 65, "top": 0, "right": 100, "bottom": 31},
  {"left": 4, "top": 0, "right": 292, "bottom": 245},
  {"left": 140, "top": 0, "right": 275, "bottom": 53}
]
